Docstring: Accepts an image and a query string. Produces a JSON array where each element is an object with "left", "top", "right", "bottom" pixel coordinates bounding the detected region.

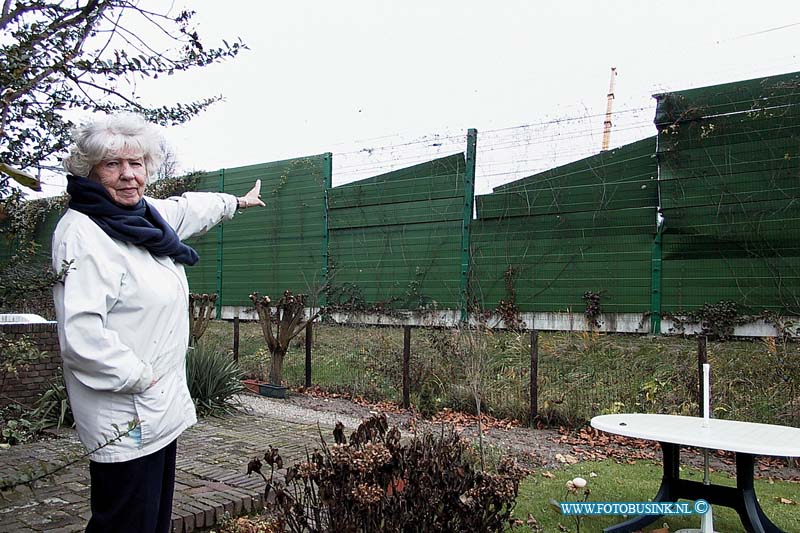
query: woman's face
[{"left": 89, "top": 150, "right": 147, "bottom": 207}]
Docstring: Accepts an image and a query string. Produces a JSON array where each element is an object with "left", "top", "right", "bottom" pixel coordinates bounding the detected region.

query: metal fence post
[
  {"left": 215, "top": 168, "right": 224, "bottom": 319},
  {"left": 320, "top": 153, "right": 332, "bottom": 307},
  {"left": 233, "top": 309, "right": 239, "bottom": 364},
  {"left": 697, "top": 335, "right": 708, "bottom": 415},
  {"left": 530, "top": 329, "right": 539, "bottom": 424},
  {"left": 460, "top": 129, "right": 477, "bottom": 322},
  {"left": 403, "top": 326, "right": 411, "bottom": 409},
  {"left": 650, "top": 223, "right": 663, "bottom": 335},
  {"left": 305, "top": 321, "right": 313, "bottom": 388}
]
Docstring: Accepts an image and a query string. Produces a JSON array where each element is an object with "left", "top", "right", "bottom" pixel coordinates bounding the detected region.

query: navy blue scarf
[{"left": 66, "top": 175, "right": 199, "bottom": 266}]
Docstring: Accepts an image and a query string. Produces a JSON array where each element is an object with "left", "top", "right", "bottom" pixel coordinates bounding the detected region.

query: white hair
[{"left": 62, "top": 113, "right": 165, "bottom": 179}]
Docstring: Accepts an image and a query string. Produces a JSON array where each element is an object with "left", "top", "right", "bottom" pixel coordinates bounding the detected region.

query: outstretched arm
[{"left": 151, "top": 179, "right": 267, "bottom": 240}]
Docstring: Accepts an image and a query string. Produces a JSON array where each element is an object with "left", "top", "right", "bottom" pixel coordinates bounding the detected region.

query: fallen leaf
[
  {"left": 555, "top": 453, "right": 578, "bottom": 464},
  {"left": 525, "top": 513, "right": 543, "bottom": 531},
  {"left": 542, "top": 471, "right": 556, "bottom": 478}
]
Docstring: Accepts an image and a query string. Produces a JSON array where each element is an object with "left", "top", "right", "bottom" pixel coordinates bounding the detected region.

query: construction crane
[{"left": 601, "top": 67, "right": 617, "bottom": 152}]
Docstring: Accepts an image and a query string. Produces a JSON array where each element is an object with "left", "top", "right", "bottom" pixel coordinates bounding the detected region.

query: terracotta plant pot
[{"left": 241, "top": 379, "right": 260, "bottom": 394}]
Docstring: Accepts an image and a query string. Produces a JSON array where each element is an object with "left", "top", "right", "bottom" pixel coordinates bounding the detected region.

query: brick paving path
[{"left": 0, "top": 409, "right": 328, "bottom": 532}]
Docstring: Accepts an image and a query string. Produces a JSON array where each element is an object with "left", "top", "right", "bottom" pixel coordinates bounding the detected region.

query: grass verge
[{"left": 512, "top": 459, "right": 800, "bottom": 532}]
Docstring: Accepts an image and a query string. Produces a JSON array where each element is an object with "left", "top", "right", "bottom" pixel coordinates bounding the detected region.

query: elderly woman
[{"left": 51, "top": 113, "right": 264, "bottom": 533}]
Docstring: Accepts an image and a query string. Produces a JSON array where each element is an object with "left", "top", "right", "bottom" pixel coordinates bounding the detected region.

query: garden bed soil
[{"left": 264, "top": 388, "right": 800, "bottom": 482}]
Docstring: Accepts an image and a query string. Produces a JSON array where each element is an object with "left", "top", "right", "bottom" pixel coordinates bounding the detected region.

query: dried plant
[
  {"left": 247, "top": 414, "right": 527, "bottom": 532},
  {"left": 452, "top": 322, "right": 492, "bottom": 471}
]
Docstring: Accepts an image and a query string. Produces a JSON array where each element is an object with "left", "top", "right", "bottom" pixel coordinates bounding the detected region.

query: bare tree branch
[{"left": 0, "top": 0, "right": 243, "bottom": 180}]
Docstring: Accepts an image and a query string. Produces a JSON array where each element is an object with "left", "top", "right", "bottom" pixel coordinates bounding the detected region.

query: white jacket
[{"left": 52, "top": 192, "right": 237, "bottom": 462}]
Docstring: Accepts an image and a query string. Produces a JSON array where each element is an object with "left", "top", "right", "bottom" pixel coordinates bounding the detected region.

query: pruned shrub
[{"left": 247, "top": 414, "right": 528, "bottom": 532}]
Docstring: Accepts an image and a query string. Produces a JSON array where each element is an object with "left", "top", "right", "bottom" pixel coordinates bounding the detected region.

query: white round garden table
[{"left": 591, "top": 413, "right": 800, "bottom": 533}]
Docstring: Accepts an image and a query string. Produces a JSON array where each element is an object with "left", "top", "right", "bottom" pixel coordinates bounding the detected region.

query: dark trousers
[{"left": 86, "top": 439, "right": 177, "bottom": 533}]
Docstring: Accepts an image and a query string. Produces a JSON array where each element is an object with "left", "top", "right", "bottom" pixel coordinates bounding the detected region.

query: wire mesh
[
  {"left": 216, "top": 321, "right": 799, "bottom": 428},
  {"left": 535, "top": 332, "right": 695, "bottom": 426},
  {"left": 284, "top": 322, "right": 404, "bottom": 401}
]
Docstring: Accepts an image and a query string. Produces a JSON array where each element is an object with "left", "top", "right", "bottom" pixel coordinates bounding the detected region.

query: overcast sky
[{"left": 35, "top": 1, "right": 800, "bottom": 196}]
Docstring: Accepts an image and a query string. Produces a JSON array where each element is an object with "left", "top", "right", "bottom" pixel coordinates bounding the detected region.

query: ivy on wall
[
  {"left": 0, "top": 194, "right": 68, "bottom": 314},
  {"left": 144, "top": 172, "right": 201, "bottom": 200}
]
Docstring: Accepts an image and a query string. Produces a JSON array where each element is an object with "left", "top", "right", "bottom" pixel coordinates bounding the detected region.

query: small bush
[
  {"left": 0, "top": 331, "right": 45, "bottom": 382},
  {"left": 247, "top": 414, "right": 528, "bottom": 532},
  {"left": 1, "top": 379, "right": 73, "bottom": 446},
  {"left": 0, "top": 415, "right": 36, "bottom": 445},
  {"left": 29, "top": 379, "right": 74, "bottom": 430},
  {"left": 186, "top": 344, "right": 244, "bottom": 417}
]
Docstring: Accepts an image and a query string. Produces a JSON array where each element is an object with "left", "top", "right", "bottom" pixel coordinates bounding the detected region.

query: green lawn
[{"left": 513, "top": 459, "right": 800, "bottom": 532}]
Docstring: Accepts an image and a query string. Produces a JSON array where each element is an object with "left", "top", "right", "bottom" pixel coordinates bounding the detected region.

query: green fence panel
[
  {"left": 494, "top": 136, "right": 657, "bottom": 193},
  {"left": 659, "top": 138, "right": 799, "bottom": 178},
  {"left": 663, "top": 200, "right": 800, "bottom": 240},
  {"left": 471, "top": 207, "right": 657, "bottom": 313},
  {"left": 186, "top": 236, "right": 219, "bottom": 296},
  {"left": 662, "top": 256, "right": 800, "bottom": 313},
  {"left": 663, "top": 234, "right": 800, "bottom": 260},
  {"left": 185, "top": 154, "right": 329, "bottom": 307},
  {"left": 329, "top": 197, "right": 463, "bottom": 229},
  {"left": 472, "top": 136, "right": 658, "bottom": 315},
  {"left": 658, "top": 104, "right": 800, "bottom": 152},
  {"left": 329, "top": 154, "right": 465, "bottom": 209},
  {"left": 660, "top": 169, "right": 800, "bottom": 210},
  {"left": 654, "top": 71, "right": 800, "bottom": 126},
  {"left": 658, "top": 70, "right": 800, "bottom": 315},
  {"left": 477, "top": 177, "right": 655, "bottom": 218},
  {"left": 328, "top": 154, "right": 466, "bottom": 310}
]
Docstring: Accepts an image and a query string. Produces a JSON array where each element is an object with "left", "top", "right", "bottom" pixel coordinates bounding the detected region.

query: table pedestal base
[{"left": 604, "top": 442, "right": 783, "bottom": 533}]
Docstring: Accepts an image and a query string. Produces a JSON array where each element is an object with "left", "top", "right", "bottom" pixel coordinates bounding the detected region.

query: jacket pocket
[
  {"left": 150, "top": 346, "right": 184, "bottom": 381},
  {"left": 133, "top": 370, "right": 181, "bottom": 447}
]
